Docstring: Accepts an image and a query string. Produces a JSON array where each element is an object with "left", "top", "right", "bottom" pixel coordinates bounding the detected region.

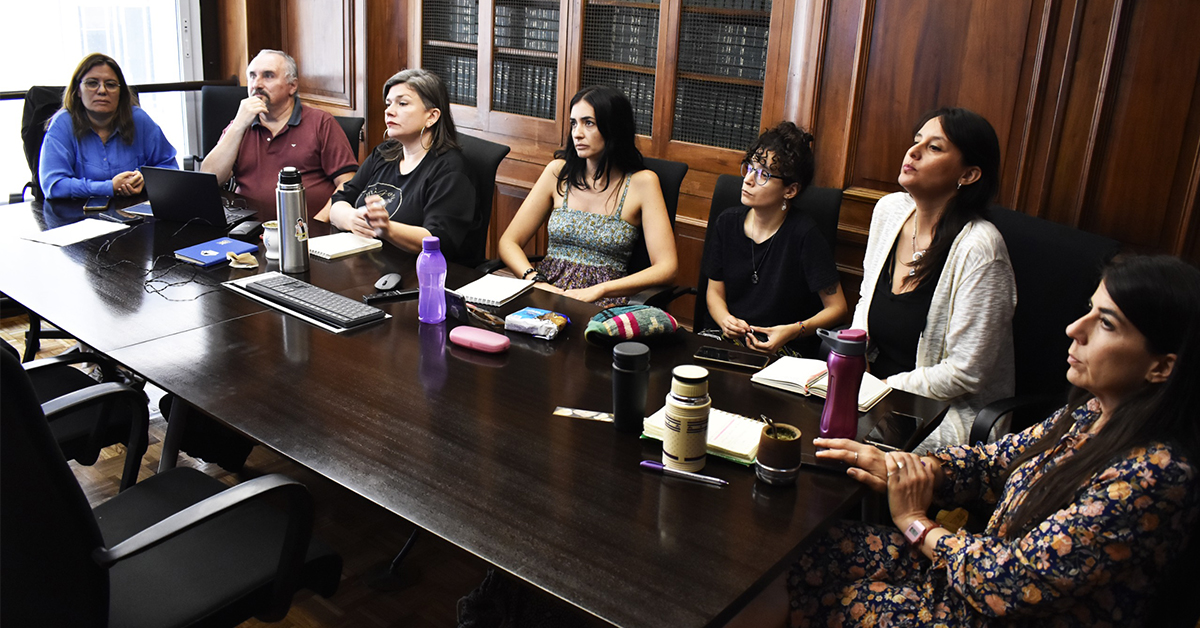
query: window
[{"left": 1, "top": 1, "right": 198, "bottom": 196}]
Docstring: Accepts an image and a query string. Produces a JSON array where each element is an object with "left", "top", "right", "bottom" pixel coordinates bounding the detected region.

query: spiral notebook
[
  {"left": 751, "top": 356, "right": 891, "bottom": 412},
  {"left": 307, "top": 232, "right": 382, "bottom": 260},
  {"left": 454, "top": 274, "right": 535, "bottom": 307}
]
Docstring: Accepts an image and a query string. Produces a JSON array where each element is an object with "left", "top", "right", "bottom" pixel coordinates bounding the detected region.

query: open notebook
[
  {"left": 642, "top": 406, "right": 763, "bottom": 465},
  {"left": 454, "top": 274, "right": 535, "bottom": 307},
  {"left": 751, "top": 356, "right": 891, "bottom": 412}
]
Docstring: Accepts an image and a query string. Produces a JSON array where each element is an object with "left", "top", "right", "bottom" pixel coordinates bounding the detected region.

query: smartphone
[
  {"left": 84, "top": 196, "right": 111, "bottom": 211},
  {"left": 693, "top": 345, "right": 771, "bottom": 370},
  {"left": 865, "top": 411, "right": 921, "bottom": 451},
  {"left": 95, "top": 209, "right": 143, "bottom": 225}
]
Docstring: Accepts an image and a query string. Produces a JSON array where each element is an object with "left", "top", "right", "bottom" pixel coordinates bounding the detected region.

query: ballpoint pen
[{"left": 639, "top": 460, "right": 728, "bottom": 487}]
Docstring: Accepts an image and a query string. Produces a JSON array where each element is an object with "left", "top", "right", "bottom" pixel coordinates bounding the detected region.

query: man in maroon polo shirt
[{"left": 201, "top": 49, "right": 358, "bottom": 220}]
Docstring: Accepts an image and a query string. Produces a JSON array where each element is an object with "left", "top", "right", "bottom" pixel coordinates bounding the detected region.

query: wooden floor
[{"left": 3, "top": 313, "right": 604, "bottom": 627}]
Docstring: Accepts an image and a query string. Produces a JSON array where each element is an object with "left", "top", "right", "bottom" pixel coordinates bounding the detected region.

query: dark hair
[
  {"left": 554, "top": 85, "right": 644, "bottom": 195},
  {"left": 743, "top": 121, "right": 815, "bottom": 207},
  {"left": 1001, "top": 255, "right": 1200, "bottom": 539},
  {"left": 62, "top": 53, "right": 138, "bottom": 145},
  {"left": 905, "top": 107, "right": 1001, "bottom": 287},
  {"left": 378, "top": 68, "right": 459, "bottom": 162}
]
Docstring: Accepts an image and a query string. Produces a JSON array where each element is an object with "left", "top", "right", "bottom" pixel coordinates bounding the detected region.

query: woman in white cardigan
[{"left": 852, "top": 108, "right": 1016, "bottom": 452}]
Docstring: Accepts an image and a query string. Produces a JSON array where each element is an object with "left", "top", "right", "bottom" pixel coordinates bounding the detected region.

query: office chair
[
  {"left": 334, "top": 115, "right": 366, "bottom": 159},
  {"left": 1, "top": 339, "right": 148, "bottom": 491},
  {"left": 9, "top": 85, "right": 63, "bottom": 203},
  {"left": 458, "top": 133, "right": 512, "bottom": 268},
  {"left": 968, "top": 207, "right": 1122, "bottom": 443},
  {"left": 0, "top": 348, "right": 342, "bottom": 627},
  {"left": 657, "top": 176, "right": 843, "bottom": 333},
  {"left": 182, "top": 85, "right": 246, "bottom": 171},
  {"left": 475, "top": 157, "right": 686, "bottom": 300}
]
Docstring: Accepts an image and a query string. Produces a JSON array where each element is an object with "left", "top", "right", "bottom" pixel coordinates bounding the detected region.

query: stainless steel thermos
[{"left": 276, "top": 166, "right": 309, "bottom": 274}]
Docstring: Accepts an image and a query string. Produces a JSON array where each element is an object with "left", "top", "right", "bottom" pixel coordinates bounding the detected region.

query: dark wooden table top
[{"left": 2, "top": 200, "right": 948, "bottom": 627}]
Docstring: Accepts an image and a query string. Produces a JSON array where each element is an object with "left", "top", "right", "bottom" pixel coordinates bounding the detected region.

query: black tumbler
[{"left": 612, "top": 342, "right": 651, "bottom": 433}]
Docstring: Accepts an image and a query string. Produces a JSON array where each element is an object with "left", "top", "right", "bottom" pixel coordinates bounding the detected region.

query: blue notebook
[{"left": 174, "top": 237, "right": 259, "bottom": 268}]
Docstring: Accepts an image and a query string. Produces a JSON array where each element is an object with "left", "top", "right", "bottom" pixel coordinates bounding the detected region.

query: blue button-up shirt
[{"left": 39, "top": 106, "right": 178, "bottom": 199}]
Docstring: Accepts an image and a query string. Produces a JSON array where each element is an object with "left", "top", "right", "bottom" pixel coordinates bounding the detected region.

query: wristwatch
[{"left": 903, "top": 518, "right": 941, "bottom": 547}]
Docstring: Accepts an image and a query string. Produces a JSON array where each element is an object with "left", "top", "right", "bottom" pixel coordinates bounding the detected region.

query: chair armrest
[
  {"left": 25, "top": 351, "right": 120, "bottom": 382},
  {"left": 969, "top": 393, "right": 1063, "bottom": 444},
  {"left": 475, "top": 255, "right": 546, "bottom": 275},
  {"left": 42, "top": 382, "right": 150, "bottom": 486},
  {"left": 629, "top": 284, "right": 692, "bottom": 308},
  {"left": 92, "top": 474, "right": 315, "bottom": 622}
]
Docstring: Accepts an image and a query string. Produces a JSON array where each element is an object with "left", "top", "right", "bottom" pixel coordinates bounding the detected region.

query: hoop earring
[
  {"left": 957, "top": 181, "right": 963, "bottom": 190},
  {"left": 420, "top": 125, "right": 433, "bottom": 151}
]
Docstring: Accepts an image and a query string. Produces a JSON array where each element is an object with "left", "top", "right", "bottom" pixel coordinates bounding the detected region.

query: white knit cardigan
[{"left": 851, "top": 193, "right": 1017, "bottom": 452}]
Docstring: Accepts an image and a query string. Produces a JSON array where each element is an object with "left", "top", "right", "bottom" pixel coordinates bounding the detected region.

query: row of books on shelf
[
  {"left": 425, "top": 0, "right": 478, "bottom": 44},
  {"left": 492, "top": 59, "right": 558, "bottom": 120},
  {"left": 425, "top": 51, "right": 478, "bottom": 107},
  {"left": 583, "top": 8, "right": 659, "bottom": 67},
  {"left": 495, "top": 5, "right": 559, "bottom": 51},
  {"left": 683, "top": 0, "right": 771, "bottom": 11},
  {"left": 673, "top": 79, "right": 763, "bottom": 150},
  {"left": 582, "top": 67, "right": 655, "bottom": 133}
]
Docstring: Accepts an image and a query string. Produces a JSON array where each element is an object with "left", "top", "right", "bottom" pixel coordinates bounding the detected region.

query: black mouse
[{"left": 374, "top": 272, "right": 402, "bottom": 291}]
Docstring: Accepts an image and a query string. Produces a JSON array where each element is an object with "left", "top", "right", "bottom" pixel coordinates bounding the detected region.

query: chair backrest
[
  {"left": 692, "top": 177, "right": 843, "bottom": 331},
  {"left": 1, "top": 349, "right": 108, "bottom": 626},
  {"left": 988, "top": 206, "right": 1121, "bottom": 427},
  {"left": 457, "top": 133, "right": 512, "bottom": 268},
  {"left": 633, "top": 157, "right": 687, "bottom": 273},
  {"left": 199, "top": 85, "right": 246, "bottom": 158},
  {"left": 19, "top": 86, "right": 65, "bottom": 201},
  {"left": 333, "top": 115, "right": 365, "bottom": 158}
]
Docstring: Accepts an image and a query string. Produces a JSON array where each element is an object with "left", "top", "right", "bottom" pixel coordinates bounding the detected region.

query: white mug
[{"left": 262, "top": 220, "right": 280, "bottom": 260}]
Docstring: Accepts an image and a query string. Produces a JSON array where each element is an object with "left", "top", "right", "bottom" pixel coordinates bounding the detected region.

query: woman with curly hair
[{"left": 701, "top": 121, "right": 847, "bottom": 357}]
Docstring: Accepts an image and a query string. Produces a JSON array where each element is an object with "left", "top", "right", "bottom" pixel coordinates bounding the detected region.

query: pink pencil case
[{"left": 448, "top": 326, "right": 511, "bottom": 353}]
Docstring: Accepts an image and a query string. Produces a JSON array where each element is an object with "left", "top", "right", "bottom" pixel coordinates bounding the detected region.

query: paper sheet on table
[{"left": 22, "top": 218, "right": 128, "bottom": 246}]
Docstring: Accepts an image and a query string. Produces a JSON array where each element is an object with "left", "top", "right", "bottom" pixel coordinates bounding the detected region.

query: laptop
[{"left": 139, "top": 166, "right": 257, "bottom": 227}]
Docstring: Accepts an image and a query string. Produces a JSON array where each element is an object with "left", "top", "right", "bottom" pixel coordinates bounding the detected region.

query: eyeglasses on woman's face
[
  {"left": 81, "top": 79, "right": 121, "bottom": 93},
  {"left": 741, "top": 161, "right": 781, "bottom": 186}
]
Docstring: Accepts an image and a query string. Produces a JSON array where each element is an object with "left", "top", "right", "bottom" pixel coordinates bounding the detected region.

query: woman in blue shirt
[{"left": 39, "top": 53, "right": 178, "bottom": 199}]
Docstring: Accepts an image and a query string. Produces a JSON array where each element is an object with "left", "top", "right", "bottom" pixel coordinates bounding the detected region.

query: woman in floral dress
[
  {"left": 730, "top": 255, "right": 1200, "bottom": 628},
  {"left": 498, "top": 85, "right": 677, "bottom": 307}
]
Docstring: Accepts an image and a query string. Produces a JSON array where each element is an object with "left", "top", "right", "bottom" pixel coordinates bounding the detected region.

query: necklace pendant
[
  {"left": 752, "top": 271, "right": 759, "bottom": 285},
  {"left": 908, "top": 268, "right": 916, "bottom": 277},
  {"left": 912, "top": 250, "right": 925, "bottom": 263}
]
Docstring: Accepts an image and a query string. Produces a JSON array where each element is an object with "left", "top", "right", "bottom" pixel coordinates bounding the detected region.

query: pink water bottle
[{"left": 818, "top": 329, "right": 867, "bottom": 439}]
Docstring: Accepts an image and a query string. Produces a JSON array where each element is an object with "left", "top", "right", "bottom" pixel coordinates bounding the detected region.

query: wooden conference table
[{"left": 0, "top": 198, "right": 948, "bottom": 628}]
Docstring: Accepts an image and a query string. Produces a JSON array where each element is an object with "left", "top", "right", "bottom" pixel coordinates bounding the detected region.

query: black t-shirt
[
  {"left": 704, "top": 205, "right": 840, "bottom": 355},
  {"left": 331, "top": 143, "right": 477, "bottom": 263},
  {"left": 867, "top": 236, "right": 945, "bottom": 378}
]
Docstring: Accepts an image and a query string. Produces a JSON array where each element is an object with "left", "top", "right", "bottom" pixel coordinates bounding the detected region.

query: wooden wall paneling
[
  {"left": 848, "top": 0, "right": 1036, "bottom": 196},
  {"left": 1177, "top": 74, "right": 1200, "bottom": 263},
  {"left": 671, "top": 216, "right": 708, "bottom": 326},
  {"left": 810, "top": 0, "right": 863, "bottom": 191},
  {"left": 1014, "top": 0, "right": 1086, "bottom": 220},
  {"left": 836, "top": 0, "right": 874, "bottom": 191},
  {"left": 244, "top": 2, "right": 283, "bottom": 60},
  {"left": 281, "top": 0, "right": 359, "bottom": 112},
  {"left": 651, "top": 0, "right": 683, "bottom": 156},
  {"left": 760, "top": 0, "right": 796, "bottom": 131},
  {"left": 491, "top": 183, "right": 544, "bottom": 259},
  {"left": 782, "top": 0, "right": 830, "bottom": 132},
  {"left": 479, "top": 0, "right": 568, "bottom": 142},
  {"left": 1070, "top": 0, "right": 1131, "bottom": 230},
  {"left": 1077, "top": 0, "right": 1200, "bottom": 254},
  {"left": 477, "top": 0, "right": 496, "bottom": 131},
  {"left": 365, "top": 0, "right": 408, "bottom": 157},
  {"left": 997, "top": 0, "right": 1054, "bottom": 212}
]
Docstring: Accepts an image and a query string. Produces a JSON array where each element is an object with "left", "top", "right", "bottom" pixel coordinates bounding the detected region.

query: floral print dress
[
  {"left": 787, "top": 399, "right": 1199, "bottom": 628},
  {"left": 536, "top": 175, "right": 637, "bottom": 308}
]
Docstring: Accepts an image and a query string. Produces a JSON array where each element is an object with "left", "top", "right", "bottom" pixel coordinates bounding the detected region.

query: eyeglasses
[
  {"left": 81, "top": 79, "right": 121, "bottom": 92},
  {"left": 741, "top": 162, "right": 779, "bottom": 186}
]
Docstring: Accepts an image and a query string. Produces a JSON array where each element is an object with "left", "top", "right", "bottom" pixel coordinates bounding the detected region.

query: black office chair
[
  {"left": 9, "top": 85, "right": 63, "bottom": 203},
  {"left": 968, "top": 207, "right": 1122, "bottom": 443},
  {"left": 0, "top": 347, "right": 342, "bottom": 627},
  {"left": 334, "top": 115, "right": 365, "bottom": 159},
  {"left": 1, "top": 339, "right": 148, "bottom": 491},
  {"left": 182, "top": 85, "right": 246, "bottom": 171},
  {"left": 458, "top": 133, "right": 512, "bottom": 268},
  {"left": 660, "top": 175, "right": 843, "bottom": 333}
]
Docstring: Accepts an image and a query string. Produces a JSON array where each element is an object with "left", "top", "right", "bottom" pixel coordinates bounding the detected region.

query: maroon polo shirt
[{"left": 228, "top": 96, "right": 358, "bottom": 219}]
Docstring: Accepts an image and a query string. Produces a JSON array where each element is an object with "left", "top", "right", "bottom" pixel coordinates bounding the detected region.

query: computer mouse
[{"left": 374, "top": 272, "right": 402, "bottom": 291}]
